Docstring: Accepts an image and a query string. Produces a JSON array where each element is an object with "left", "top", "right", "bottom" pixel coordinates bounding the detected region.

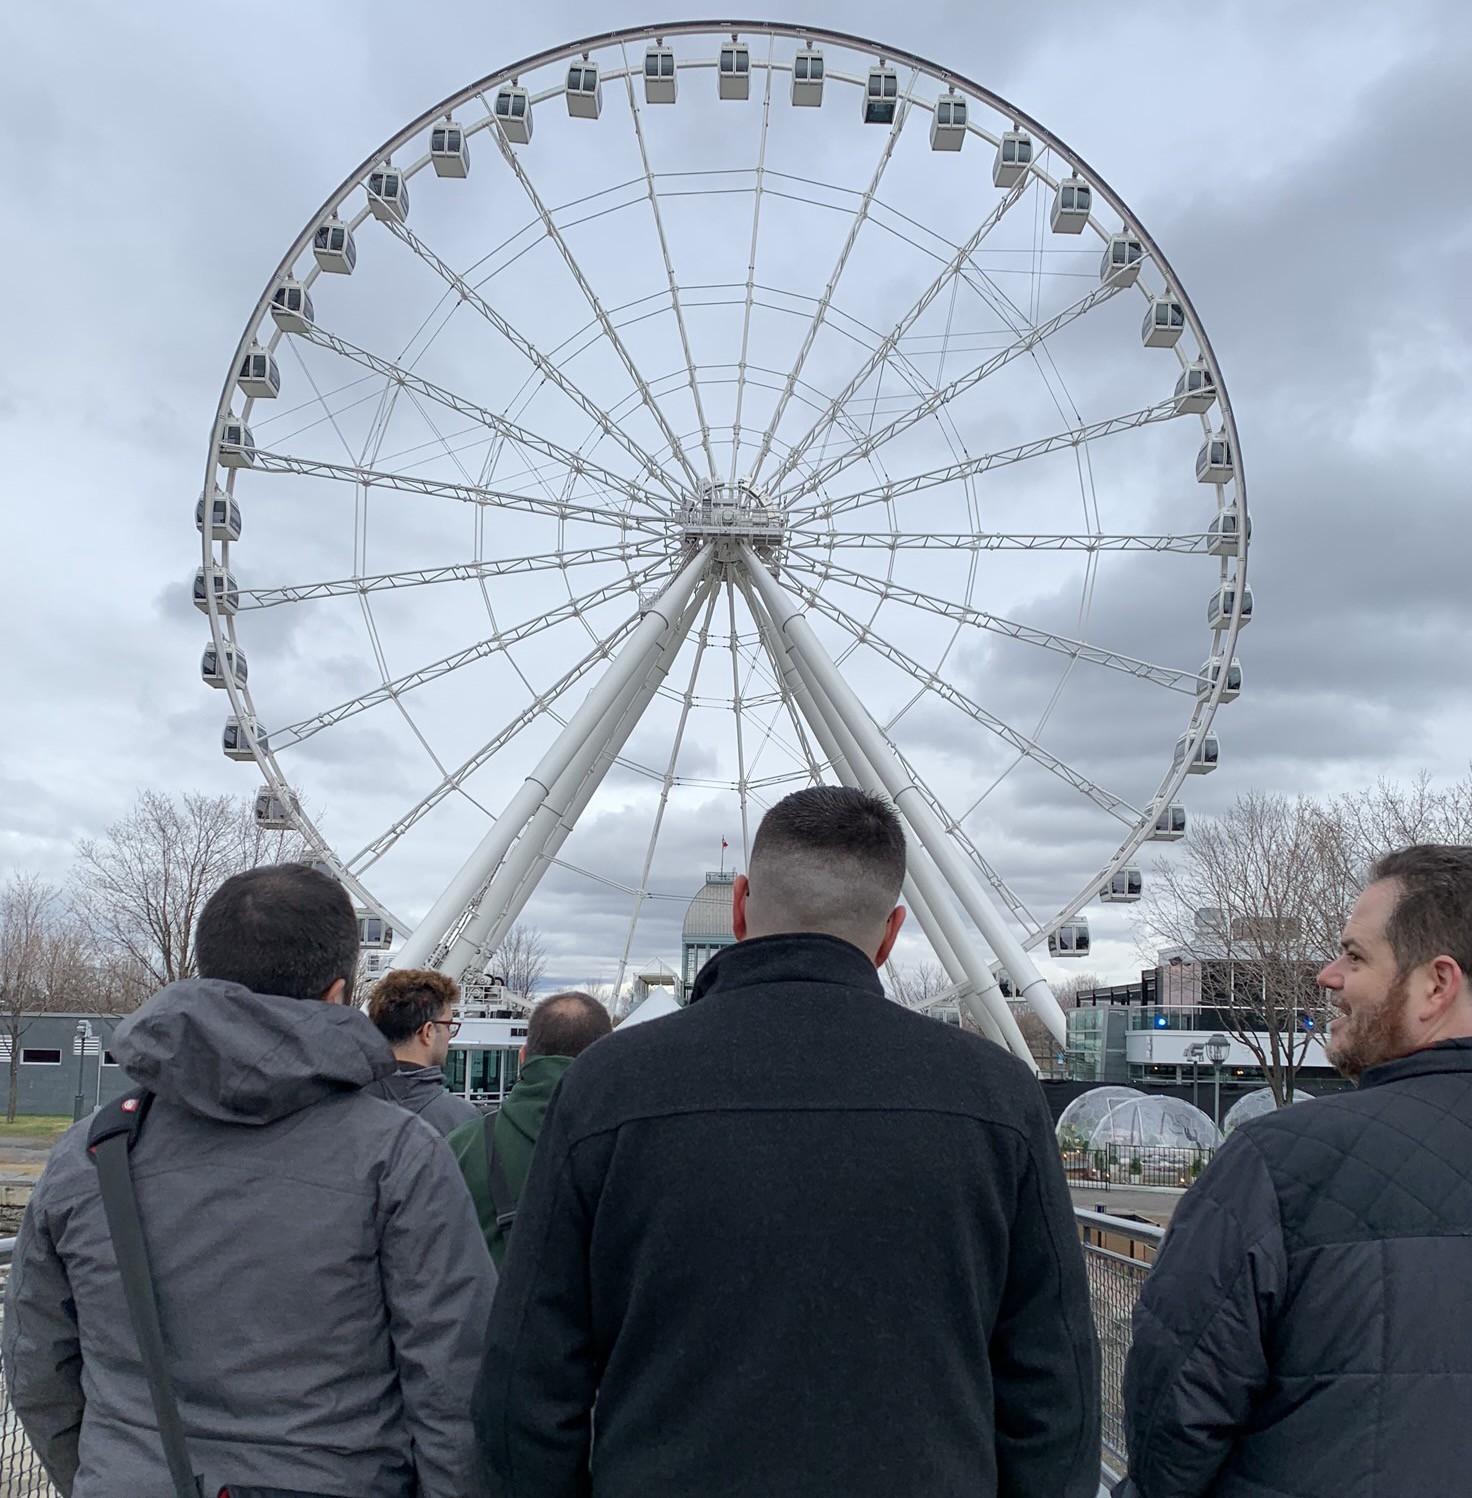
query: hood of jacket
[
  {"left": 499, "top": 1054, "right": 575, "bottom": 1149},
  {"left": 112, "top": 978, "right": 397, "bottom": 1126},
  {"left": 364, "top": 1062, "right": 456, "bottom": 1116}
]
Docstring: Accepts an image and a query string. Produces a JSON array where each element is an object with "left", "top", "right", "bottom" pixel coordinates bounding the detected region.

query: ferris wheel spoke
[
  {"left": 236, "top": 540, "right": 669, "bottom": 610},
  {"left": 732, "top": 637, "right": 829, "bottom": 786},
  {"left": 777, "top": 277, "right": 1126, "bottom": 507},
  {"left": 379, "top": 217, "right": 684, "bottom": 504},
  {"left": 788, "top": 396, "right": 1185, "bottom": 524},
  {"left": 292, "top": 320, "right": 669, "bottom": 517},
  {"left": 249, "top": 449, "right": 664, "bottom": 533},
  {"left": 784, "top": 554, "right": 1199, "bottom": 693},
  {"left": 346, "top": 611, "right": 645, "bottom": 874},
  {"left": 616, "top": 46, "right": 721, "bottom": 483},
  {"left": 483, "top": 122, "right": 705, "bottom": 494},
  {"left": 795, "top": 529, "right": 1212, "bottom": 554},
  {"left": 273, "top": 563, "right": 665, "bottom": 750},
  {"left": 764, "top": 166, "right": 1032, "bottom": 496},
  {"left": 787, "top": 576, "right": 1141, "bottom": 825}
]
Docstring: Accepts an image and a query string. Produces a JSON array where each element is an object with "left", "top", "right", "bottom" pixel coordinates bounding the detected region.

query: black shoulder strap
[
  {"left": 88, "top": 1091, "right": 205, "bottom": 1498},
  {"left": 481, "top": 1107, "right": 518, "bottom": 1231}
]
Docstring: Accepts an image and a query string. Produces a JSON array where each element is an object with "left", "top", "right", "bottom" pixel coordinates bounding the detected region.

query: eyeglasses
[{"left": 427, "top": 1019, "right": 462, "bottom": 1038}]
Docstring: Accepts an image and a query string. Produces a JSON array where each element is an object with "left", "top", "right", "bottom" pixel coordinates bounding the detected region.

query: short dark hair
[
  {"left": 195, "top": 863, "right": 359, "bottom": 1001},
  {"left": 368, "top": 968, "right": 460, "bottom": 1044},
  {"left": 526, "top": 991, "right": 612, "bottom": 1060},
  {"left": 1371, "top": 844, "right": 1472, "bottom": 979},
  {"left": 748, "top": 785, "right": 906, "bottom": 935}
]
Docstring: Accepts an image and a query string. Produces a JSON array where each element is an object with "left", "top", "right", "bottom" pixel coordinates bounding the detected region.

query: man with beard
[{"left": 1117, "top": 843, "right": 1472, "bottom": 1498}]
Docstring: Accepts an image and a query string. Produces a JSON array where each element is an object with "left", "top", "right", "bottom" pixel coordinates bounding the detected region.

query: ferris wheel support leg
[
  {"left": 740, "top": 547, "right": 1069, "bottom": 1049},
  {"left": 393, "top": 544, "right": 713, "bottom": 971},
  {"left": 739, "top": 573, "right": 1021, "bottom": 1058},
  {"left": 454, "top": 582, "right": 714, "bottom": 973}
]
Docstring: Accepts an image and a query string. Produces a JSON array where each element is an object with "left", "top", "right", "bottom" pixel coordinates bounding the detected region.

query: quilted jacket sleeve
[{"left": 1122, "top": 1131, "right": 1286, "bottom": 1498}]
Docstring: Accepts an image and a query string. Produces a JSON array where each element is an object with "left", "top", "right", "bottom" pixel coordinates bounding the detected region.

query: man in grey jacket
[
  {"left": 365, "top": 967, "right": 480, "bottom": 1135},
  {"left": 1, "top": 863, "right": 495, "bottom": 1498}
]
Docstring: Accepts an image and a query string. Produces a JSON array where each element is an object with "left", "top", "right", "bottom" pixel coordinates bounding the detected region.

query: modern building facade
[{"left": 1, "top": 1013, "right": 136, "bottom": 1118}]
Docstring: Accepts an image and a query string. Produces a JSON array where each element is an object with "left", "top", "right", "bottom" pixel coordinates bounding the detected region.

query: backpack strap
[
  {"left": 481, "top": 1108, "right": 519, "bottom": 1232},
  {"left": 88, "top": 1090, "right": 205, "bottom": 1498}
]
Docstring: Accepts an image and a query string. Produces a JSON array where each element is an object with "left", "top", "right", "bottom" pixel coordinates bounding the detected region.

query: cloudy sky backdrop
[{"left": 3, "top": 0, "right": 1469, "bottom": 992}]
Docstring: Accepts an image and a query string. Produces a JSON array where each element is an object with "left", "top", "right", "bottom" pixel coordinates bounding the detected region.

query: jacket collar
[
  {"left": 688, "top": 933, "right": 884, "bottom": 1005},
  {"left": 1360, "top": 1035, "right": 1472, "bottom": 1090}
]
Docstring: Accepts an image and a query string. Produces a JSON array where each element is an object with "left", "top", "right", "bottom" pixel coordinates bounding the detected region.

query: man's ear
[
  {"left": 322, "top": 977, "right": 349, "bottom": 1006},
  {"left": 732, "top": 874, "right": 750, "bottom": 941},
  {"left": 1420, "top": 955, "right": 1466, "bottom": 1025},
  {"left": 873, "top": 905, "right": 907, "bottom": 969}
]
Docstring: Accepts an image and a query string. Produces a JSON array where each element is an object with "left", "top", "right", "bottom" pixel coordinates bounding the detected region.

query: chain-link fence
[{"left": 0, "top": 1240, "right": 59, "bottom": 1497}]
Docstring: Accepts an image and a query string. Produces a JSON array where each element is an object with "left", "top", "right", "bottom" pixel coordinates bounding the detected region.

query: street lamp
[
  {"left": 72, "top": 1020, "right": 94, "bottom": 1122},
  {"left": 1205, "top": 1031, "right": 1230, "bottom": 1129},
  {"left": 1184, "top": 1042, "right": 1205, "bottom": 1112}
]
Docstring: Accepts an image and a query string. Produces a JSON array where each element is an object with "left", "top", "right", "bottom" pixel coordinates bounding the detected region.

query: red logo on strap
[{"left": 121, "top": 1098, "right": 140, "bottom": 1114}]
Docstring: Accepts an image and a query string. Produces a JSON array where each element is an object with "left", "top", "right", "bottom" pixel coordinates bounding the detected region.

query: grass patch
[{"left": 0, "top": 1115, "right": 77, "bottom": 1144}]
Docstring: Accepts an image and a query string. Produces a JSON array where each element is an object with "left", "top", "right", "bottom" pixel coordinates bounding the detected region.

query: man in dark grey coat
[
  {"left": 1121, "top": 843, "right": 1472, "bottom": 1498},
  {"left": 475, "top": 786, "right": 1099, "bottom": 1498},
  {"left": 365, "top": 966, "right": 481, "bottom": 1135},
  {"left": 1, "top": 863, "right": 495, "bottom": 1498}
]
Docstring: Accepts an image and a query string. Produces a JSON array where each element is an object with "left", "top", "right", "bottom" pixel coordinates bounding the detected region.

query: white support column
[
  {"left": 453, "top": 582, "right": 714, "bottom": 973},
  {"left": 740, "top": 575, "right": 1024, "bottom": 1059},
  {"left": 394, "top": 545, "right": 713, "bottom": 970},
  {"left": 741, "top": 547, "right": 1068, "bottom": 1046}
]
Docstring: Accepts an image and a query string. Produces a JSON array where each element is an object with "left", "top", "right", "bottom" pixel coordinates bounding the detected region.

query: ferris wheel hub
[{"left": 680, "top": 479, "right": 785, "bottom": 565}]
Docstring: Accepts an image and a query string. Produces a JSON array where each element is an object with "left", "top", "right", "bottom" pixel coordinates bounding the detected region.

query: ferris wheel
[{"left": 194, "top": 20, "right": 1249, "bottom": 1065}]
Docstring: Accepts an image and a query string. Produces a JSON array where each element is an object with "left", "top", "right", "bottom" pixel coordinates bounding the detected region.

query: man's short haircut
[
  {"left": 526, "top": 991, "right": 612, "bottom": 1060},
  {"left": 748, "top": 785, "right": 906, "bottom": 936},
  {"left": 368, "top": 968, "right": 461, "bottom": 1045},
  {"left": 195, "top": 863, "right": 359, "bottom": 1002},
  {"left": 1371, "top": 844, "right": 1472, "bottom": 980}
]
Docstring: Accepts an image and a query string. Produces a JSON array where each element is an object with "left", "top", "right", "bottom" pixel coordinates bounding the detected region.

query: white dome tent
[
  {"left": 1223, "top": 1086, "right": 1311, "bottom": 1136},
  {"left": 1055, "top": 1086, "right": 1144, "bottom": 1148},
  {"left": 1088, "top": 1095, "right": 1222, "bottom": 1155}
]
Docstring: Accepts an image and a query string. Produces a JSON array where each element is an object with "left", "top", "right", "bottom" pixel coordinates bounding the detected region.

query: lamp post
[
  {"left": 72, "top": 1020, "right": 93, "bottom": 1122},
  {"left": 1205, "top": 1031, "right": 1230, "bottom": 1130},
  {"left": 1184, "top": 1042, "right": 1205, "bottom": 1112}
]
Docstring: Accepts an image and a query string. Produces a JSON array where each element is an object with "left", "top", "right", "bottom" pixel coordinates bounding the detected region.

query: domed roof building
[{"left": 682, "top": 869, "right": 737, "bottom": 989}]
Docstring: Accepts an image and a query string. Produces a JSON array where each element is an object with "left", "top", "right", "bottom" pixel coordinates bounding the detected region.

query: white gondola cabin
[
  {"left": 201, "top": 641, "right": 247, "bottom": 689},
  {"left": 196, "top": 491, "right": 242, "bottom": 542},
  {"left": 1149, "top": 803, "right": 1188, "bottom": 841},
  {"left": 312, "top": 217, "right": 357, "bottom": 274},
  {"left": 1206, "top": 505, "right": 1249, "bottom": 557},
  {"left": 269, "top": 277, "right": 314, "bottom": 333},
  {"left": 430, "top": 120, "right": 470, "bottom": 176},
  {"left": 366, "top": 165, "right": 409, "bottom": 221},
  {"left": 1196, "top": 432, "right": 1233, "bottom": 484},
  {"left": 253, "top": 788, "right": 297, "bottom": 830},
  {"left": 1174, "top": 360, "right": 1217, "bottom": 414},
  {"left": 863, "top": 63, "right": 900, "bottom": 124},
  {"left": 1142, "top": 296, "right": 1186, "bottom": 348},
  {"left": 216, "top": 416, "right": 255, "bottom": 469},
  {"left": 193, "top": 567, "right": 239, "bottom": 616},
  {"left": 357, "top": 912, "right": 395, "bottom": 949},
  {"left": 993, "top": 130, "right": 1033, "bottom": 187},
  {"left": 1100, "top": 234, "right": 1144, "bottom": 287},
  {"left": 565, "top": 59, "right": 602, "bottom": 118},
  {"left": 1174, "top": 732, "right": 1220, "bottom": 774},
  {"left": 222, "top": 714, "right": 266, "bottom": 761},
  {"left": 1197, "top": 655, "right": 1243, "bottom": 702},
  {"left": 719, "top": 42, "right": 751, "bottom": 100},
  {"left": 644, "top": 42, "right": 677, "bottom": 103},
  {"left": 1207, "top": 582, "right": 1253, "bottom": 631},
  {"left": 1100, "top": 867, "right": 1143, "bottom": 903},
  {"left": 237, "top": 344, "right": 280, "bottom": 400},
  {"left": 791, "top": 46, "right": 824, "bottom": 106},
  {"left": 493, "top": 85, "right": 532, "bottom": 143},
  {"left": 1049, "top": 920, "right": 1092, "bottom": 958},
  {"left": 1051, "top": 176, "right": 1091, "bottom": 232},
  {"left": 930, "top": 92, "right": 967, "bottom": 150}
]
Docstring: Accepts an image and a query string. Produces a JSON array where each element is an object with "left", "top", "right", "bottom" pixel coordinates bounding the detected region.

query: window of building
[
  {"left": 103, "top": 1051, "right": 117, "bottom": 1067},
  {"left": 21, "top": 1048, "right": 62, "bottom": 1065}
]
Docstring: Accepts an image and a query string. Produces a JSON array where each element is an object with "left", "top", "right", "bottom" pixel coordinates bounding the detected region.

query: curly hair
[{"left": 367, "top": 968, "right": 460, "bottom": 1044}]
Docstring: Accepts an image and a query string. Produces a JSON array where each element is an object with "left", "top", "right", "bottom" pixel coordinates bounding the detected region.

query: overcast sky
[{"left": 3, "top": 0, "right": 1470, "bottom": 994}]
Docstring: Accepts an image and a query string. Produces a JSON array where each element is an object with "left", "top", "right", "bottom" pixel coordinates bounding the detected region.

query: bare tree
[
  {"left": 71, "top": 789, "right": 307, "bottom": 998},
  {"left": 886, "top": 958, "right": 951, "bottom": 1011},
  {"left": 492, "top": 924, "right": 549, "bottom": 1007},
  {"left": 1140, "top": 792, "right": 1339, "bottom": 1106}
]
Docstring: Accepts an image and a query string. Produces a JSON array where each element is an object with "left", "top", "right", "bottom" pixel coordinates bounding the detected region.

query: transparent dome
[
  {"left": 1056, "top": 1087, "right": 1144, "bottom": 1147},
  {"left": 1087, "top": 1094, "right": 1222, "bottom": 1153},
  {"left": 1223, "top": 1087, "right": 1311, "bottom": 1136}
]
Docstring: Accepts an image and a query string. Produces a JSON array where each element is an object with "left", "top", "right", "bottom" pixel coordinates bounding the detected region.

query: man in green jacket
[{"left": 447, "top": 990, "right": 612, "bottom": 1265}]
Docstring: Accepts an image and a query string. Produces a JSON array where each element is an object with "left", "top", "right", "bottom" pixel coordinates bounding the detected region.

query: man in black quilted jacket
[{"left": 1120, "top": 843, "right": 1472, "bottom": 1498}]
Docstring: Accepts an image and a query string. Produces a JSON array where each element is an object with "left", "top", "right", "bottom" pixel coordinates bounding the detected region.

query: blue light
[{"left": 1154, "top": 1013, "right": 1169, "bottom": 1029}]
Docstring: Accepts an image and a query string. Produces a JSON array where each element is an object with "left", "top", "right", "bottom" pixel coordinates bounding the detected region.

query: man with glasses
[{"left": 366, "top": 968, "right": 480, "bottom": 1136}]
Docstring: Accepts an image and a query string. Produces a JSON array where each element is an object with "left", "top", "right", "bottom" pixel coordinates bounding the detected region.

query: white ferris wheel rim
[{"left": 197, "top": 17, "right": 1249, "bottom": 978}]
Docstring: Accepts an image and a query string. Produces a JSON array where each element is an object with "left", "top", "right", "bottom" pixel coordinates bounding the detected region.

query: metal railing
[
  {"left": 1063, "top": 1142, "right": 1214, "bottom": 1190},
  {"left": 0, "top": 1213, "right": 1164, "bottom": 1497}
]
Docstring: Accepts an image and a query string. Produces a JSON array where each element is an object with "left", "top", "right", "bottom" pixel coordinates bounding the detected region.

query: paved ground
[{"left": 1071, "top": 1183, "right": 1183, "bottom": 1226}]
